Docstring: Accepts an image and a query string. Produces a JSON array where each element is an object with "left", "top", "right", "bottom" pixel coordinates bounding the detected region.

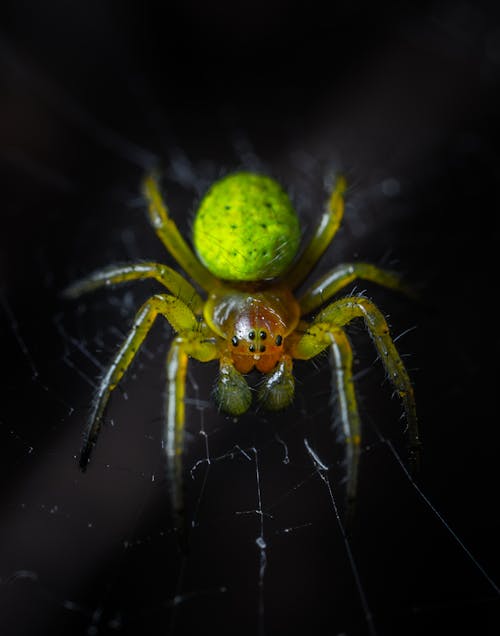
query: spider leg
[
  {"left": 298, "top": 262, "right": 417, "bottom": 316},
  {"left": 63, "top": 262, "right": 204, "bottom": 313},
  {"left": 284, "top": 175, "right": 346, "bottom": 290},
  {"left": 328, "top": 329, "right": 361, "bottom": 501},
  {"left": 142, "top": 172, "right": 219, "bottom": 291},
  {"left": 293, "top": 295, "right": 420, "bottom": 483},
  {"left": 291, "top": 327, "right": 361, "bottom": 502},
  {"left": 79, "top": 293, "right": 212, "bottom": 470},
  {"left": 316, "top": 296, "right": 419, "bottom": 460},
  {"left": 165, "top": 332, "right": 219, "bottom": 537}
]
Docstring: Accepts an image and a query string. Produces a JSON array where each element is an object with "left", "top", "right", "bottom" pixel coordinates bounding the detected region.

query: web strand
[{"left": 304, "top": 438, "right": 377, "bottom": 636}]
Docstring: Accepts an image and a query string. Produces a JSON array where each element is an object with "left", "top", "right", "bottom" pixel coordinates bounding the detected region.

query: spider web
[{"left": 1, "top": 3, "right": 500, "bottom": 635}]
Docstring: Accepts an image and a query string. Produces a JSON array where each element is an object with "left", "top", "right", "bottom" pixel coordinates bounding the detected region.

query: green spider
[{"left": 64, "top": 171, "right": 420, "bottom": 525}]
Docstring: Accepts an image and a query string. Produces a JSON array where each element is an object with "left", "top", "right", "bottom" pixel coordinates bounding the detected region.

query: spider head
[
  {"left": 205, "top": 286, "right": 299, "bottom": 373},
  {"left": 229, "top": 302, "right": 287, "bottom": 373}
]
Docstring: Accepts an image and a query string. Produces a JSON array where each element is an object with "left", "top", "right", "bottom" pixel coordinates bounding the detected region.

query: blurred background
[{"left": 1, "top": 1, "right": 499, "bottom": 634}]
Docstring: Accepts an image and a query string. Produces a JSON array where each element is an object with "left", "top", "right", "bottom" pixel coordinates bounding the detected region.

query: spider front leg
[
  {"left": 293, "top": 296, "right": 420, "bottom": 500},
  {"left": 292, "top": 326, "right": 361, "bottom": 502},
  {"left": 316, "top": 296, "right": 420, "bottom": 464},
  {"left": 79, "top": 293, "right": 211, "bottom": 470},
  {"left": 165, "top": 333, "right": 219, "bottom": 532}
]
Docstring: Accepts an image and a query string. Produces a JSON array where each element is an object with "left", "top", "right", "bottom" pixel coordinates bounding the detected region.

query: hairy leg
[
  {"left": 294, "top": 295, "right": 420, "bottom": 469},
  {"left": 298, "top": 262, "right": 416, "bottom": 316},
  {"left": 79, "top": 293, "right": 204, "bottom": 470},
  {"left": 291, "top": 327, "right": 361, "bottom": 501},
  {"left": 328, "top": 329, "right": 361, "bottom": 501},
  {"left": 142, "top": 172, "right": 219, "bottom": 291},
  {"left": 165, "top": 333, "right": 218, "bottom": 536},
  {"left": 284, "top": 175, "right": 347, "bottom": 290},
  {"left": 63, "top": 262, "right": 203, "bottom": 313}
]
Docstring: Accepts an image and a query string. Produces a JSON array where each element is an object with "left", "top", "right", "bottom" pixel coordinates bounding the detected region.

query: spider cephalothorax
[
  {"left": 65, "top": 170, "right": 420, "bottom": 529},
  {"left": 205, "top": 285, "right": 299, "bottom": 372}
]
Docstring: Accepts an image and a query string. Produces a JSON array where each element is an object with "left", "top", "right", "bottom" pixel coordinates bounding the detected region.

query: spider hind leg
[{"left": 142, "top": 172, "right": 218, "bottom": 291}]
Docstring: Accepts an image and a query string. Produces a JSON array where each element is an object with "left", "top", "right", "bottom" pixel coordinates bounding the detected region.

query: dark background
[{"left": 1, "top": 1, "right": 499, "bottom": 635}]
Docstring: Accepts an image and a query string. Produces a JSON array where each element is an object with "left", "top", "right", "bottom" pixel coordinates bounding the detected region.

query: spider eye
[
  {"left": 249, "top": 344, "right": 256, "bottom": 352},
  {"left": 259, "top": 345, "right": 266, "bottom": 352},
  {"left": 248, "top": 330, "right": 256, "bottom": 340},
  {"left": 275, "top": 335, "right": 283, "bottom": 346},
  {"left": 231, "top": 336, "right": 239, "bottom": 347},
  {"left": 259, "top": 330, "right": 267, "bottom": 339}
]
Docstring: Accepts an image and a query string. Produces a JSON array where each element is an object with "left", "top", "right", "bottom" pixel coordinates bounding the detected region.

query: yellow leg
[
  {"left": 79, "top": 293, "right": 213, "bottom": 470},
  {"left": 294, "top": 295, "right": 420, "bottom": 470},
  {"left": 328, "top": 329, "right": 361, "bottom": 502},
  {"left": 63, "top": 262, "right": 204, "bottom": 313},
  {"left": 298, "top": 262, "right": 417, "bottom": 316},
  {"left": 165, "top": 339, "right": 188, "bottom": 526},
  {"left": 284, "top": 175, "right": 347, "bottom": 290},
  {"left": 142, "top": 172, "right": 219, "bottom": 291},
  {"left": 164, "top": 332, "right": 218, "bottom": 533},
  {"left": 292, "top": 327, "right": 361, "bottom": 501}
]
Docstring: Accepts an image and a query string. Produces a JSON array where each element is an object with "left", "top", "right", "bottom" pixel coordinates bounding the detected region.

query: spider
[{"left": 64, "top": 170, "right": 420, "bottom": 528}]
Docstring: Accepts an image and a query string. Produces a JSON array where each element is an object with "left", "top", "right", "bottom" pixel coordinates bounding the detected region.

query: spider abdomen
[{"left": 193, "top": 172, "right": 300, "bottom": 281}]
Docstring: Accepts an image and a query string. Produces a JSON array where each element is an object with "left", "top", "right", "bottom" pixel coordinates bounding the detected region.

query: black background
[{"left": 1, "top": 1, "right": 499, "bottom": 635}]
